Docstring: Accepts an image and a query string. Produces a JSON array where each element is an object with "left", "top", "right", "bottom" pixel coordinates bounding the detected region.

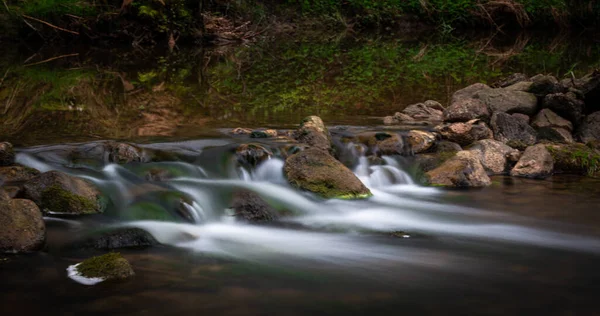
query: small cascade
[{"left": 352, "top": 153, "right": 415, "bottom": 189}]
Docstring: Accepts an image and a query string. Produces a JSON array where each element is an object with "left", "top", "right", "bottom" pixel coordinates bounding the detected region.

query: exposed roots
[{"left": 472, "top": 0, "right": 531, "bottom": 29}]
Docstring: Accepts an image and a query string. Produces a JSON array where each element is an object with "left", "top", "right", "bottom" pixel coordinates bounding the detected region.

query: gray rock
[
  {"left": 435, "top": 119, "right": 493, "bottom": 146},
  {"left": 443, "top": 98, "right": 490, "bottom": 123},
  {"left": 542, "top": 92, "right": 585, "bottom": 125},
  {"left": 537, "top": 127, "right": 574, "bottom": 144},
  {"left": 510, "top": 144, "right": 554, "bottom": 179},
  {"left": 109, "top": 143, "right": 146, "bottom": 164},
  {"left": 231, "top": 190, "right": 278, "bottom": 222},
  {"left": 469, "top": 139, "right": 520, "bottom": 174},
  {"left": 451, "top": 83, "right": 491, "bottom": 103},
  {"left": 528, "top": 75, "right": 564, "bottom": 97},
  {"left": 0, "top": 199, "right": 45, "bottom": 253},
  {"left": 532, "top": 109, "right": 573, "bottom": 131},
  {"left": 493, "top": 73, "right": 528, "bottom": 88},
  {"left": 511, "top": 113, "right": 530, "bottom": 124},
  {"left": 578, "top": 111, "right": 600, "bottom": 143},
  {"left": 295, "top": 116, "right": 332, "bottom": 152},
  {"left": 474, "top": 88, "right": 539, "bottom": 115},
  {"left": 80, "top": 228, "right": 159, "bottom": 249},
  {"left": 505, "top": 81, "right": 533, "bottom": 92},
  {"left": 490, "top": 112, "right": 537, "bottom": 147},
  {"left": 401, "top": 100, "right": 444, "bottom": 122},
  {"left": 357, "top": 132, "right": 408, "bottom": 156},
  {"left": 425, "top": 151, "right": 491, "bottom": 188},
  {"left": 236, "top": 143, "right": 273, "bottom": 167}
]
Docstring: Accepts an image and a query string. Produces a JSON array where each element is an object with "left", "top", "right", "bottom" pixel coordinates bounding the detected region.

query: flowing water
[{"left": 1, "top": 30, "right": 600, "bottom": 315}]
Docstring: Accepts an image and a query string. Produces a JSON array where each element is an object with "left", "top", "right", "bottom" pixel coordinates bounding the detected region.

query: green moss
[
  {"left": 292, "top": 180, "right": 372, "bottom": 200},
  {"left": 41, "top": 185, "right": 98, "bottom": 214},
  {"left": 547, "top": 144, "right": 600, "bottom": 177},
  {"left": 124, "top": 201, "right": 176, "bottom": 221},
  {"left": 77, "top": 252, "right": 134, "bottom": 279}
]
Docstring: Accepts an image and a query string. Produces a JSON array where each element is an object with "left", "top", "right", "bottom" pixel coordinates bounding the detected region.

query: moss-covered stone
[
  {"left": 41, "top": 185, "right": 98, "bottom": 215},
  {"left": 547, "top": 143, "right": 600, "bottom": 177},
  {"left": 77, "top": 252, "right": 134, "bottom": 280}
]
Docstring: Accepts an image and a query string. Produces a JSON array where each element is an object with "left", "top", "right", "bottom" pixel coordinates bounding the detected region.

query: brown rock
[
  {"left": 436, "top": 119, "right": 493, "bottom": 146},
  {"left": 0, "top": 199, "right": 45, "bottom": 253},
  {"left": 425, "top": 151, "right": 491, "bottom": 188},
  {"left": 510, "top": 144, "right": 554, "bottom": 179}
]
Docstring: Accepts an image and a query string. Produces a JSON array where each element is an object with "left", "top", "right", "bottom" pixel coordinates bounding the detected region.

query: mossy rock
[
  {"left": 547, "top": 143, "right": 600, "bottom": 177},
  {"left": 0, "top": 165, "right": 41, "bottom": 183},
  {"left": 41, "top": 185, "right": 99, "bottom": 215},
  {"left": 284, "top": 147, "right": 371, "bottom": 199},
  {"left": 76, "top": 252, "right": 134, "bottom": 280},
  {"left": 295, "top": 116, "right": 333, "bottom": 152}
]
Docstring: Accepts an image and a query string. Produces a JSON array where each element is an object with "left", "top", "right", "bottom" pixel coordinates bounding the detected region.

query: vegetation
[
  {"left": 76, "top": 252, "right": 135, "bottom": 279},
  {"left": 41, "top": 185, "right": 99, "bottom": 214},
  {"left": 547, "top": 144, "right": 600, "bottom": 177}
]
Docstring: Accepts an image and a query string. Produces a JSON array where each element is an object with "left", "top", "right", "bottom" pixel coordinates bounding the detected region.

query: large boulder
[
  {"left": 473, "top": 89, "right": 539, "bottom": 115},
  {"left": 469, "top": 139, "right": 520, "bottom": 174},
  {"left": 79, "top": 228, "right": 159, "bottom": 250},
  {"left": 295, "top": 116, "right": 332, "bottom": 152},
  {"left": 231, "top": 190, "right": 278, "bottom": 222},
  {"left": 547, "top": 143, "right": 600, "bottom": 177},
  {"left": 22, "top": 171, "right": 105, "bottom": 215},
  {"left": 425, "top": 151, "right": 491, "bottom": 188},
  {"left": 401, "top": 100, "right": 444, "bottom": 122},
  {"left": 235, "top": 143, "right": 273, "bottom": 167},
  {"left": 528, "top": 75, "right": 564, "bottom": 97},
  {"left": 578, "top": 111, "right": 600, "bottom": 143},
  {"left": 443, "top": 98, "right": 490, "bottom": 123},
  {"left": 435, "top": 119, "right": 493, "bottom": 146},
  {"left": 406, "top": 130, "right": 437, "bottom": 154},
  {"left": 542, "top": 92, "right": 585, "bottom": 125},
  {"left": 532, "top": 109, "right": 573, "bottom": 131},
  {"left": 73, "top": 252, "right": 135, "bottom": 281},
  {"left": 0, "top": 166, "right": 40, "bottom": 183},
  {"left": 0, "top": 199, "right": 45, "bottom": 253},
  {"left": 490, "top": 112, "right": 537, "bottom": 149},
  {"left": 0, "top": 142, "right": 15, "bottom": 166},
  {"left": 510, "top": 144, "right": 554, "bottom": 179},
  {"left": 284, "top": 148, "right": 371, "bottom": 199},
  {"left": 451, "top": 83, "right": 490, "bottom": 103}
]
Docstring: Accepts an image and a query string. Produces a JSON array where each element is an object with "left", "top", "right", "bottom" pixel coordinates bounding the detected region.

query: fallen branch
[
  {"left": 24, "top": 53, "right": 79, "bottom": 67},
  {"left": 22, "top": 14, "right": 79, "bottom": 35}
]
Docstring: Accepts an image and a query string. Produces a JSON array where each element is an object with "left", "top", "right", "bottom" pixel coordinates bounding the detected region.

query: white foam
[{"left": 67, "top": 263, "right": 105, "bottom": 285}]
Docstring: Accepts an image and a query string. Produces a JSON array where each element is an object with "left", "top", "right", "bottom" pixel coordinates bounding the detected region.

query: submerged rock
[
  {"left": 23, "top": 171, "right": 105, "bottom": 215},
  {"left": 490, "top": 112, "right": 537, "bottom": 148},
  {"left": 0, "top": 142, "right": 15, "bottom": 167},
  {"left": 435, "top": 119, "right": 493, "bottom": 146},
  {"left": 578, "top": 112, "right": 600, "bottom": 143},
  {"left": 231, "top": 190, "right": 278, "bottom": 222},
  {"left": 73, "top": 252, "right": 134, "bottom": 282},
  {"left": 469, "top": 139, "right": 519, "bottom": 174},
  {"left": 0, "top": 199, "right": 45, "bottom": 253},
  {"left": 295, "top": 116, "right": 332, "bottom": 152},
  {"left": 510, "top": 144, "right": 554, "bottom": 179},
  {"left": 0, "top": 165, "right": 40, "bottom": 183},
  {"left": 425, "top": 151, "right": 491, "bottom": 188},
  {"left": 80, "top": 228, "right": 159, "bottom": 250},
  {"left": 235, "top": 143, "right": 273, "bottom": 167},
  {"left": 284, "top": 148, "right": 371, "bottom": 199}
]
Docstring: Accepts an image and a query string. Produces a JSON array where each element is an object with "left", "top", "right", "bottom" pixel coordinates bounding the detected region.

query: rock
[
  {"left": 425, "top": 151, "right": 491, "bottom": 188},
  {"left": 532, "top": 109, "right": 573, "bottom": 131},
  {"left": 0, "top": 166, "right": 40, "bottom": 183},
  {"left": 367, "top": 155, "right": 386, "bottom": 165},
  {"left": 284, "top": 148, "right": 371, "bottom": 199},
  {"left": 144, "top": 168, "right": 175, "bottom": 182},
  {"left": 295, "top": 116, "right": 332, "bottom": 152},
  {"left": 493, "top": 73, "right": 528, "bottom": 88},
  {"left": 22, "top": 171, "right": 105, "bottom": 215},
  {"left": 406, "top": 130, "right": 437, "bottom": 154},
  {"left": 511, "top": 113, "right": 530, "bottom": 124},
  {"left": 0, "top": 142, "right": 15, "bottom": 167},
  {"left": 231, "top": 127, "right": 252, "bottom": 135},
  {"left": 383, "top": 116, "right": 397, "bottom": 125},
  {"left": 528, "top": 75, "right": 564, "bottom": 97},
  {"left": 537, "top": 127, "right": 574, "bottom": 144},
  {"left": 432, "top": 141, "right": 462, "bottom": 153},
  {"left": 451, "top": 83, "right": 490, "bottom": 103},
  {"left": 109, "top": 143, "right": 145, "bottom": 164},
  {"left": 0, "top": 199, "right": 45, "bottom": 253},
  {"left": 250, "top": 129, "right": 278, "bottom": 138},
  {"left": 75, "top": 252, "right": 135, "bottom": 281},
  {"left": 231, "top": 190, "right": 277, "bottom": 222},
  {"left": 505, "top": 81, "right": 534, "bottom": 92},
  {"left": 576, "top": 71, "right": 600, "bottom": 112},
  {"left": 435, "top": 119, "right": 493, "bottom": 146},
  {"left": 542, "top": 92, "right": 585, "bottom": 125},
  {"left": 357, "top": 132, "right": 407, "bottom": 156},
  {"left": 469, "top": 139, "right": 519, "bottom": 174},
  {"left": 443, "top": 98, "right": 490, "bottom": 123},
  {"left": 393, "top": 112, "right": 416, "bottom": 122},
  {"left": 235, "top": 143, "right": 273, "bottom": 167},
  {"left": 401, "top": 100, "right": 444, "bottom": 122},
  {"left": 0, "top": 188, "right": 9, "bottom": 201},
  {"left": 473, "top": 89, "right": 539, "bottom": 115},
  {"left": 546, "top": 143, "right": 600, "bottom": 176},
  {"left": 80, "top": 228, "right": 159, "bottom": 249},
  {"left": 510, "top": 144, "right": 554, "bottom": 179},
  {"left": 490, "top": 112, "right": 537, "bottom": 147},
  {"left": 578, "top": 111, "right": 600, "bottom": 143}
]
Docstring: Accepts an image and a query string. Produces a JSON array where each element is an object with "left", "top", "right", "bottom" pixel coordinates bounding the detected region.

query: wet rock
[
  {"left": 542, "top": 92, "right": 585, "bottom": 125},
  {"left": 532, "top": 109, "right": 573, "bottom": 131},
  {"left": 144, "top": 168, "right": 175, "bottom": 182},
  {"left": 406, "top": 130, "right": 437, "bottom": 154},
  {"left": 435, "top": 119, "right": 493, "bottom": 146},
  {"left": 473, "top": 88, "right": 539, "bottom": 115},
  {"left": 414, "top": 151, "right": 458, "bottom": 173},
  {"left": 282, "top": 143, "right": 310, "bottom": 158},
  {"left": 546, "top": 143, "right": 600, "bottom": 176},
  {"left": 357, "top": 132, "right": 407, "bottom": 156},
  {"left": 443, "top": 98, "right": 490, "bottom": 123},
  {"left": 401, "top": 100, "right": 444, "bottom": 122},
  {"left": 425, "top": 151, "right": 491, "bottom": 188},
  {"left": 490, "top": 112, "right": 537, "bottom": 147},
  {"left": 367, "top": 155, "right": 386, "bottom": 165},
  {"left": 231, "top": 127, "right": 252, "bottom": 135},
  {"left": 284, "top": 148, "right": 371, "bottom": 199},
  {"left": 0, "top": 199, "right": 45, "bottom": 253},
  {"left": 295, "top": 116, "right": 332, "bottom": 152},
  {"left": 493, "top": 73, "right": 528, "bottom": 88},
  {"left": 236, "top": 143, "right": 273, "bottom": 167},
  {"left": 250, "top": 129, "right": 278, "bottom": 138},
  {"left": 528, "top": 75, "right": 564, "bottom": 97},
  {"left": 108, "top": 143, "right": 145, "bottom": 164},
  {"left": 80, "top": 228, "right": 159, "bottom": 250},
  {"left": 578, "top": 112, "right": 600, "bottom": 143},
  {"left": 469, "top": 139, "right": 520, "bottom": 174},
  {"left": 0, "top": 142, "right": 15, "bottom": 167},
  {"left": 75, "top": 252, "right": 135, "bottom": 281},
  {"left": 22, "top": 171, "right": 105, "bottom": 215},
  {"left": 231, "top": 190, "right": 277, "bottom": 222},
  {"left": 0, "top": 166, "right": 40, "bottom": 183},
  {"left": 510, "top": 144, "right": 554, "bottom": 179}
]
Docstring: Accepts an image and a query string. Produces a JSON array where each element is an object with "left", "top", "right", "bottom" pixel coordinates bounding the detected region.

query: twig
[
  {"left": 22, "top": 14, "right": 79, "bottom": 35},
  {"left": 22, "top": 18, "right": 38, "bottom": 31},
  {"left": 24, "top": 53, "right": 79, "bottom": 67},
  {"left": 2, "top": 0, "right": 9, "bottom": 12},
  {"left": 0, "top": 68, "right": 9, "bottom": 90}
]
